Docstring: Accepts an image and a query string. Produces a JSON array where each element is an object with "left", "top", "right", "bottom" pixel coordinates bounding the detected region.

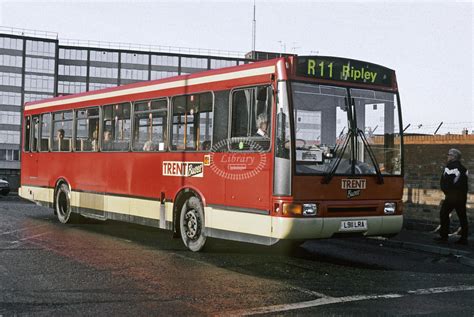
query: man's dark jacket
[{"left": 440, "top": 160, "right": 468, "bottom": 202}]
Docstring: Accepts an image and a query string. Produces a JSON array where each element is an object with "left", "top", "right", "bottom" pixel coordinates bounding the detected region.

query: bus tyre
[
  {"left": 180, "top": 196, "right": 206, "bottom": 252},
  {"left": 55, "top": 183, "right": 75, "bottom": 224}
]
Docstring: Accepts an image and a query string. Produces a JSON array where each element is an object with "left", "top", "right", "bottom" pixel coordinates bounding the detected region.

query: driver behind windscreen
[{"left": 255, "top": 113, "right": 269, "bottom": 138}]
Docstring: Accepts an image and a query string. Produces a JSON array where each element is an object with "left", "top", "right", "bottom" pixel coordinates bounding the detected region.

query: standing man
[{"left": 435, "top": 148, "right": 469, "bottom": 245}]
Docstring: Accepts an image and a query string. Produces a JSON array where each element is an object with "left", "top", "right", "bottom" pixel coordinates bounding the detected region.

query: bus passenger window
[
  {"left": 75, "top": 107, "right": 99, "bottom": 152},
  {"left": 171, "top": 92, "right": 213, "bottom": 151},
  {"left": 40, "top": 113, "right": 51, "bottom": 152},
  {"left": 132, "top": 99, "right": 168, "bottom": 152},
  {"left": 32, "top": 116, "right": 40, "bottom": 152},
  {"left": 24, "top": 117, "right": 31, "bottom": 152},
  {"left": 52, "top": 111, "right": 72, "bottom": 152},
  {"left": 101, "top": 103, "right": 131, "bottom": 152},
  {"left": 230, "top": 85, "right": 271, "bottom": 151}
]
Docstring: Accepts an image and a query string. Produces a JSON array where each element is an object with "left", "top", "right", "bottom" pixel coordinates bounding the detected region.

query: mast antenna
[{"left": 252, "top": 0, "right": 256, "bottom": 53}]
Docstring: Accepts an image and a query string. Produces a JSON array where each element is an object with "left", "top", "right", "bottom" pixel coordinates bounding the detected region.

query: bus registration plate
[{"left": 339, "top": 220, "right": 367, "bottom": 231}]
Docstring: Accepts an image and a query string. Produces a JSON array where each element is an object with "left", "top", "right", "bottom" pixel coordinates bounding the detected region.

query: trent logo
[
  {"left": 342, "top": 179, "right": 366, "bottom": 199},
  {"left": 162, "top": 161, "right": 204, "bottom": 177}
]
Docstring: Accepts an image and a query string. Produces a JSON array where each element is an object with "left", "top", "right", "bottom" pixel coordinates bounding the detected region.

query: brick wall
[{"left": 403, "top": 135, "right": 474, "bottom": 227}]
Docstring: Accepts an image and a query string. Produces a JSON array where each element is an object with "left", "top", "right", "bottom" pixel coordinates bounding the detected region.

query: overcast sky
[{"left": 0, "top": 0, "right": 472, "bottom": 134}]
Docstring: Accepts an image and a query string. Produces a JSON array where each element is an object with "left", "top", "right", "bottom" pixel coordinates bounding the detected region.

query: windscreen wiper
[
  {"left": 357, "top": 129, "right": 384, "bottom": 184},
  {"left": 322, "top": 131, "right": 351, "bottom": 184}
]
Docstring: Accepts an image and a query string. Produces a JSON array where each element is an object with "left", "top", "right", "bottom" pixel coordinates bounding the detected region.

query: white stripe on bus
[
  {"left": 19, "top": 185, "right": 274, "bottom": 237},
  {"left": 25, "top": 65, "right": 276, "bottom": 111}
]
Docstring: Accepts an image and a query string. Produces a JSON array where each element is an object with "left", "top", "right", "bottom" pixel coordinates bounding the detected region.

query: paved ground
[
  {"left": 367, "top": 227, "right": 474, "bottom": 267},
  {"left": 1, "top": 195, "right": 473, "bottom": 316}
]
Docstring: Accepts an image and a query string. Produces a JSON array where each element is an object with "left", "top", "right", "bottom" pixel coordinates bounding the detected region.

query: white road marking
[
  {"left": 9, "top": 232, "right": 51, "bottom": 244},
  {"left": 407, "top": 285, "right": 474, "bottom": 295},
  {"left": 288, "top": 285, "right": 329, "bottom": 298},
  {"left": 225, "top": 285, "right": 474, "bottom": 316}
]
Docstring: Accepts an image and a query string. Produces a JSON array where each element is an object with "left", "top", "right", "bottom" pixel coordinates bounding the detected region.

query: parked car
[{"left": 0, "top": 178, "right": 10, "bottom": 196}]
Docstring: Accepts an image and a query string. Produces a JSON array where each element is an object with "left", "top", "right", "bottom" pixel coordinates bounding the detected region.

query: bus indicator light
[
  {"left": 282, "top": 203, "right": 318, "bottom": 217},
  {"left": 282, "top": 203, "right": 302, "bottom": 216},
  {"left": 203, "top": 155, "right": 211, "bottom": 166}
]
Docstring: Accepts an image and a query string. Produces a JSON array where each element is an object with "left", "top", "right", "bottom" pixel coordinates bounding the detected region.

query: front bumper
[{"left": 272, "top": 215, "right": 403, "bottom": 240}]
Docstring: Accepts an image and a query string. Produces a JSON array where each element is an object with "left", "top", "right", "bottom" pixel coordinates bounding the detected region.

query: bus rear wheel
[
  {"left": 55, "top": 183, "right": 76, "bottom": 224},
  {"left": 179, "top": 196, "right": 206, "bottom": 252}
]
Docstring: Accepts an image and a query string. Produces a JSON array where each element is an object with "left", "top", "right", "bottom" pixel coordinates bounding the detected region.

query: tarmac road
[{"left": 1, "top": 196, "right": 473, "bottom": 316}]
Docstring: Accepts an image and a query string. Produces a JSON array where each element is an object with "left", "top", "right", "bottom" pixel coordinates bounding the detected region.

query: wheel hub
[{"left": 184, "top": 210, "right": 200, "bottom": 240}]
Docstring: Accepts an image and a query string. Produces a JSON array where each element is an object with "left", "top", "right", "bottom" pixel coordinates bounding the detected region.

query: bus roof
[
  {"left": 24, "top": 55, "right": 398, "bottom": 113},
  {"left": 24, "top": 57, "right": 283, "bottom": 113}
]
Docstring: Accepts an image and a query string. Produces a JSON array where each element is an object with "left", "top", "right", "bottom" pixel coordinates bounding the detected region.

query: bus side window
[
  {"left": 32, "top": 115, "right": 40, "bottom": 152},
  {"left": 256, "top": 86, "right": 269, "bottom": 123},
  {"left": 132, "top": 99, "right": 168, "bottom": 152},
  {"left": 101, "top": 103, "right": 131, "bottom": 152},
  {"left": 230, "top": 85, "right": 271, "bottom": 151},
  {"left": 40, "top": 113, "right": 51, "bottom": 152},
  {"left": 24, "top": 116, "right": 31, "bottom": 152},
  {"left": 231, "top": 90, "right": 249, "bottom": 138},
  {"left": 52, "top": 111, "right": 73, "bottom": 152},
  {"left": 212, "top": 90, "right": 230, "bottom": 150},
  {"left": 171, "top": 92, "right": 213, "bottom": 151},
  {"left": 75, "top": 107, "right": 99, "bottom": 152}
]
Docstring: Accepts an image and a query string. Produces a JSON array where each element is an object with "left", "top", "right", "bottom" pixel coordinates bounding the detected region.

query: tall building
[{"left": 0, "top": 27, "right": 249, "bottom": 190}]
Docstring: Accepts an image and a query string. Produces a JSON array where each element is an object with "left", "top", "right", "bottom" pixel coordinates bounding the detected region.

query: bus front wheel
[
  {"left": 179, "top": 196, "right": 206, "bottom": 252},
  {"left": 55, "top": 183, "right": 75, "bottom": 224}
]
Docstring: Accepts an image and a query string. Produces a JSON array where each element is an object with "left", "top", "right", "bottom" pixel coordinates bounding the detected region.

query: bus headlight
[
  {"left": 303, "top": 203, "right": 318, "bottom": 216},
  {"left": 384, "top": 202, "right": 396, "bottom": 214}
]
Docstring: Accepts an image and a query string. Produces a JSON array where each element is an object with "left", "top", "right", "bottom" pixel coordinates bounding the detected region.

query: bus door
[
  {"left": 225, "top": 85, "right": 272, "bottom": 211},
  {"left": 224, "top": 152, "right": 271, "bottom": 210}
]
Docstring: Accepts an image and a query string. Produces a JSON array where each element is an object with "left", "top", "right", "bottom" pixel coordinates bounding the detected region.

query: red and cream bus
[{"left": 20, "top": 55, "right": 404, "bottom": 251}]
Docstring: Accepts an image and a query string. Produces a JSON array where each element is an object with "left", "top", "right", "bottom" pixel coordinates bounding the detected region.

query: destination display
[{"left": 296, "top": 56, "right": 394, "bottom": 87}]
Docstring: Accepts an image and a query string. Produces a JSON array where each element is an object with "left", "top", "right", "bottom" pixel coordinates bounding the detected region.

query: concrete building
[{"left": 0, "top": 27, "right": 248, "bottom": 190}]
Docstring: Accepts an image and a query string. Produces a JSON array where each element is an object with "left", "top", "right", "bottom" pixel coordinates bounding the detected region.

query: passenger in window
[
  {"left": 103, "top": 130, "right": 112, "bottom": 142},
  {"left": 255, "top": 113, "right": 269, "bottom": 138},
  {"left": 56, "top": 129, "right": 64, "bottom": 141},
  {"left": 91, "top": 130, "right": 98, "bottom": 151},
  {"left": 200, "top": 140, "right": 211, "bottom": 151},
  {"left": 103, "top": 130, "right": 113, "bottom": 150},
  {"left": 143, "top": 140, "right": 155, "bottom": 151},
  {"left": 56, "top": 129, "right": 67, "bottom": 151}
]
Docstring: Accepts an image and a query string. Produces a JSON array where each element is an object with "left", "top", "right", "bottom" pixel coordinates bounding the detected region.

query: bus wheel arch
[{"left": 173, "top": 189, "right": 207, "bottom": 252}]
